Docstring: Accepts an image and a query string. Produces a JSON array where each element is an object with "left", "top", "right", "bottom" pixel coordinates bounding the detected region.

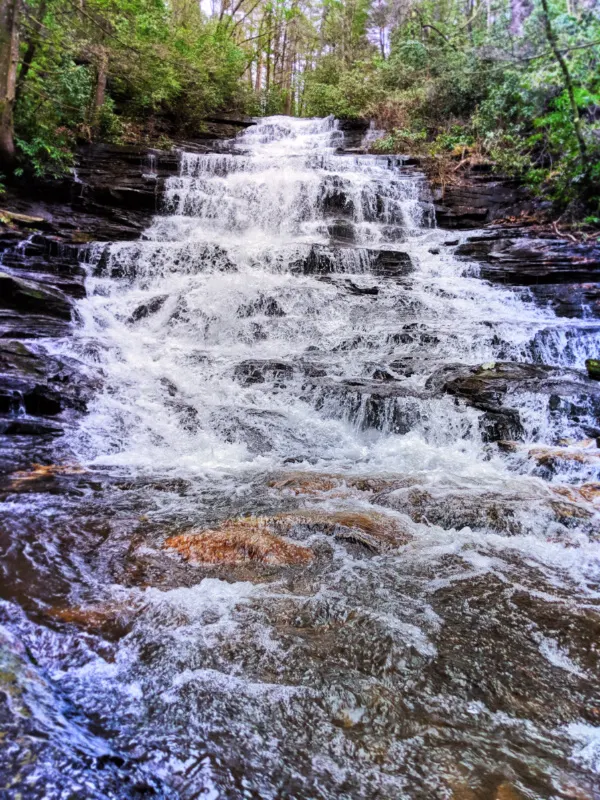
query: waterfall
[
  {"left": 4, "top": 115, "right": 600, "bottom": 799},
  {"left": 63, "top": 115, "right": 600, "bottom": 476}
]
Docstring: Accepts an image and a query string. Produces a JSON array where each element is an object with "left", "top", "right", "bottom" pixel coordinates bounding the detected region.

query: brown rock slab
[{"left": 165, "top": 520, "right": 314, "bottom": 566}]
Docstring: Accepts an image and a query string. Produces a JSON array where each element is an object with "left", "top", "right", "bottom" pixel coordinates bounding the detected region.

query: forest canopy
[{"left": 0, "top": 0, "right": 598, "bottom": 215}]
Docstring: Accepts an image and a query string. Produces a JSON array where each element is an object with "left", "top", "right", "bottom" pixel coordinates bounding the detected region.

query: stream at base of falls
[{"left": 2, "top": 115, "right": 600, "bottom": 800}]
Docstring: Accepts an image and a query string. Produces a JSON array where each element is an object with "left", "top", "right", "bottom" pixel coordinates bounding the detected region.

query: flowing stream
[{"left": 2, "top": 116, "right": 600, "bottom": 799}]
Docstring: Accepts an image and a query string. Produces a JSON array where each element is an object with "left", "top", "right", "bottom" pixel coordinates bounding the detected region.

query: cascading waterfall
[
  {"left": 2, "top": 115, "right": 600, "bottom": 799},
  {"left": 66, "top": 116, "right": 600, "bottom": 473}
]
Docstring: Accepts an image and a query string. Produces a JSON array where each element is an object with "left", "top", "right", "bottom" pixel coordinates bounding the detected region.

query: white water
[
  {"left": 65, "top": 115, "right": 600, "bottom": 480},
  {"left": 4, "top": 115, "right": 600, "bottom": 799}
]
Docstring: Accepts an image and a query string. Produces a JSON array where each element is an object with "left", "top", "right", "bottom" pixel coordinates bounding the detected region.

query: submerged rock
[
  {"left": 165, "top": 520, "right": 314, "bottom": 566},
  {"left": 8, "top": 463, "right": 89, "bottom": 489},
  {"left": 499, "top": 439, "right": 600, "bottom": 477},
  {"left": 165, "top": 507, "right": 410, "bottom": 567},
  {"left": 47, "top": 601, "right": 135, "bottom": 639}
]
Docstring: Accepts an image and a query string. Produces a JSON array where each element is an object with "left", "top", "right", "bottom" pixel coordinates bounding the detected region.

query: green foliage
[
  {"left": 11, "top": 0, "right": 250, "bottom": 175},
  {"left": 303, "top": 59, "right": 383, "bottom": 118},
  {"left": 370, "top": 128, "right": 427, "bottom": 153},
  {"left": 7, "top": 0, "right": 600, "bottom": 218},
  {"left": 365, "top": 0, "right": 600, "bottom": 215}
]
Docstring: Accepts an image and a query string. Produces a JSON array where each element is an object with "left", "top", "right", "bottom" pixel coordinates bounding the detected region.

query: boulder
[{"left": 0, "top": 272, "right": 71, "bottom": 319}]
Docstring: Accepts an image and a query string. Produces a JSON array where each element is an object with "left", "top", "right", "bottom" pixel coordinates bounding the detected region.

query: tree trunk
[
  {"left": 540, "top": 0, "right": 587, "bottom": 165},
  {"left": 509, "top": 0, "right": 531, "bottom": 36},
  {"left": 15, "top": 0, "right": 47, "bottom": 105},
  {"left": 265, "top": 6, "right": 272, "bottom": 91},
  {"left": 255, "top": 44, "right": 262, "bottom": 92},
  {"left": 0, "top": 0, "right": 20, "bottom": 170},
  {"left": 92, "top": 46, "right": 108, "bottom": 130}
]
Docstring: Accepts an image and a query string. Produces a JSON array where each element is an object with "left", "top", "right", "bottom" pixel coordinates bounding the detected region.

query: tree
[
  {"left": 0, "top": 0, "right": 20, "bottom": 169},
  {"left": 539, "top": 0, "right": 587, "bottom": 164}
]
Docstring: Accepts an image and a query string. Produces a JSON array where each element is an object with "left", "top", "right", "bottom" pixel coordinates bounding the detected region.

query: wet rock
[
  {"left": 271, "top": 509, "right": 412, "bottom": 552},
  {"left": 46, "top": 601, "right": 136, "bottom": 639},
  {"left": 428, "top": 361, "right": 600, "bottom": 443},
  {"left": 479, "top": 409, "right": 523, "bottom": 442},
  {"left": 552, "top": 482, "right": 600, "bottom": 507},
  {"left": 0, "top": 341, "right": 89, "bottom": 413},
  {"left": 327, "top": 219, "right": 355, "bottom": 243},
  {"left": 336, "top": 118, "right": 370, "bottom": 150},
  {"left": 0, "top": 272, "right": 71, "bottom": 319},
  {"left": 344, "top": 280, "right": 379, "bottom": 296},
  {"left": 373, "top": 480, "right": 585, "bottom": 536},
  {"left": 237, "top": 295, "right": 285, "bottom": 317},
  {"left": 268, "top": 473, "right": 346, "bottom": 495},
  {"left": 455, "top": 236, "right": 600, "bottom": 286},
  {"left": 293, "top": 244, "right": 413, "bottom": 279},
  {"left": 20, "top": 384, "right": 63, "bottom": 416},
  {"left": 528, "top": 283, "right": 600, "bottom": 319},
  {"left": 586, "top": 358, "right": 600, "bottom": 380},
  {"left": 165, "top": 520, "right": 314, "bottom": 566},
  {"left": 268, "top": 471, "right": 414, "bottom": 497},
  {"left": 369, "top": 250, "right": 413, "bottom": 278},
  {"left": 433, "top": 173, "right": 529, "bottom": 229},
  {"left": 234, "top": 360, "right": 295, "bottom": 385},
  {"left": 8, "top": 462, "right": 89, "bottom": 490},
  {"left": 307, "top": 377, "right": 426, "bottom": 435},
  {"left": 129, "top": 294, "right": 169, "bottom": 323},
  {"left": 320, "top": 176, "right": 354, "bottom": 216},
  {"left": 0, "top": 418, "right": 63, "bottom": 435},
  {"left": 500, "top": 440, "right": 600, "bottom": 476}
]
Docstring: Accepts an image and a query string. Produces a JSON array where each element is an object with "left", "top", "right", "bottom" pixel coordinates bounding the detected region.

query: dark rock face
[
  {"left": 0, "top": 271, "right": 72, "bottom": 320},
  {"left": 454, "top": 233, "right": 600, "bottom": 318},
  {"left": 0, "top": 339, "right": 93, "bottom": 470},
  {"left": 129, "top": 295, "right": 169, "bottom": 323},
  {"left": 428, "top": 361, "right": 600, "bottom": 442},
  {"left": 433, "top": 169, "right": 532, "bottom": 229},
  {"left": 294, "top": 244, "right": 413, "bottom": 278},
  {"left": 455, "top": 236, "right": 600, "bottom": 285},
  {"left": 336, "top": 119, "right": 370, "bottom": 151},
  {"left": 4, "top": 120, "right": 245, "bottom": 243},
  {"left": 320, "top": 176, "right": 355, "bottom": 217},
  {"left": 0, "top": 234, "right": 86, "bottom": 342}
]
